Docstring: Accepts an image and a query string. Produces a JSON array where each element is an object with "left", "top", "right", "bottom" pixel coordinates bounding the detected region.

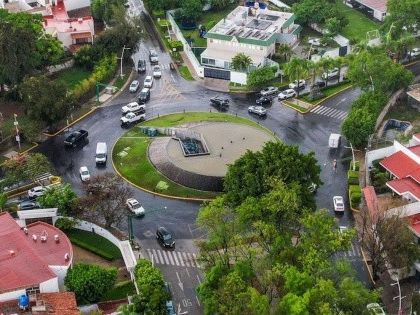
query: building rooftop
[
  {"left": 201, "top": 48, "right": 265, "bottom": 64},
  {"left": 206, "top": 5, "right": 295, "bottom": 43},
  {"left": 0, "top": 212, "right": 72, "bottom": 293},
  {"left": 387, "top": 178, "right": 420, "bottom": 201},
  {"left": 408, "top": 83, "right": 420, "bottom": 103},
  {"left": 380, "top": 148, "right": 420, "bottom": 182},
  {"left": 357, "top": 0, "right": 387, "bottom": 13}
]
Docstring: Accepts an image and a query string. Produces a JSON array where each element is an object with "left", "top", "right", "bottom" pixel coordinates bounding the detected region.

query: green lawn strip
[
  {"left": 337, "top": 2, "right": 379, "bottom": 42},
  {"left": 66, "top": 228, "right": 122, "bottom": 261},
  {"left": 54, "top": 67, "right": 91, "bottom": 90},
  {"left": 179, "top": 65, "right": 194, "bottom": 81},
  {"left": 282, "top": 101, "right": 310, "bottom": 113},
  {"left": 300, "top": 82, "right": 353, "bottom": 104},
  {"left": 114, "top": 73, "right": 131, "bottom": 90},
  {"left": 101, "top": 280, "right": 136, "bottom": 301}
]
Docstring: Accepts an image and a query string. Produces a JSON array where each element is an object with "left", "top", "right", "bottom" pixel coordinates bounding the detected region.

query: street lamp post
[
  {"left": 13, "top": 114, "right": 21, "bottom": 151},
  {"left": 118, "top": 45, "right": 131, "bottom": 79},
  {"left": 391, "top": 274, "right": 406, "bottom": 315}
]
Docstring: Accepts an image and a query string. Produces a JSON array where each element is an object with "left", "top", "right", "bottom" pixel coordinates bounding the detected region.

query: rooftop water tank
[{"left": 18, "top": 295, "right": 29, "bottom": 310}]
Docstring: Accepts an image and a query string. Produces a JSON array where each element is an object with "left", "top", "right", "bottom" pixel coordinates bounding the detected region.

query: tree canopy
[
  {"left": 247, "top": 66, "right": 277, "bottom": 89},
  {"left": 38, "top": 184, "right": 77, "bottom": 216}
]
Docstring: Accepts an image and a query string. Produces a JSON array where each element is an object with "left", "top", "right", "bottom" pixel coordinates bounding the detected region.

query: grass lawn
[
  {"left": 54, "top": 67, "right": 91, "bottom": 90},
  {"left": 114, "top": 73, "right": 131, "bottom": 90},
  {"left": 301, "top": 82, "right": 353, "bottom": 104},
  {"left": 113, "top": 113, "right": 274, "bottom": 199},
  {"left": 283, "top": 101, "right": 311, "bottom": 113},
  {"left": 101, "top": 280, "right": 136, "bottom": 301},
  {"left": 179, "top": 65, "right": 194, "bottom": 81},
  {"left": 337, "top": 2, "right": 379, "bottom": 42},
  {"left": 66, "top": 229, "right": 122, "bottom": 261}
]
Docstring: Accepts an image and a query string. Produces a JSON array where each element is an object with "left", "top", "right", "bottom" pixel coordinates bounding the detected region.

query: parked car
[
  {"left": 64, "top": 130, "right": 88, "bottom": 147},
  {"left": 409, "top": 47, "right": 420, "bottom": 58},
  {"left": 79, "top": 166, "right": 90, "bottom": 182},
  {"left": 256, "top": 95, "right": 272, "bottom": 106},
  {"left": 210, "top": 96, "right": 229, "bottom": 110},
  {"left": 122, "top": 102, "right": 145, "bottom": 114},
  {"left": 138, "top": 88, "right": 150, "bottom": 104},
  {"left": 322, "top": 67, "right": 339, "bottom": 80},
  {"left": 278, "top": 89, "right": 297, "bottom": 100},
  {"left": 328, "top": 133, "right": 341, "bottom": 149},
  {"left": 164, "top": 283, "right": 176, "bottom": 315},
  {"left": 28, "top": 186, "right": 46, "bottom": 198},
  {"left": 121, "top": 112, "right": 146, "bottom": 127},
  {"left": 126, "top": 198, "right": 145, "bottom": 216},
  {"left": 19, "top": 200, "right": 40, "bottom": 210},
  {"left": 149, "top": 49, "right": 159, "bottom": 63},
  {"left": 248, "top": 105, "right": 267, "bottom": 117},
  {"left": 144, "top": 75, "right": 153, "bottom": 88},
  {"left": 153, "top": 65, "right": 162, "bottom": 78},
  {"left": 366, "top": 303, "right": 386, "bottom": 315},
  {"left": 137, "top": 59, "right": 146, "bottom": 73},
  {"left": 129, "top": 80, "right": 140, "bottom": 93},
  {"left": 333, "top": 196, "right": 345, "bottom": 212},
  {"left": 311, "top": 81, "right": 326, "bottom": 89},
  {"left": 289, "top": 79, "right": 306, "bottom": 90},
  {"left": 260, "top": 86, "right": 279, "bottom": 96},
  {"left": 156, "top": 226, "right": 175, "bottom": 248}
]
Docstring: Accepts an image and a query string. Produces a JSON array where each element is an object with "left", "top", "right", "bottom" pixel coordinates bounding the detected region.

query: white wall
[
  {"left": 75, "top": 220, "right": 121, "bottom": 247},
  {"left": 373, "top": 9, "right": 385, "bottom": 21},
  {"left": 49, "top": 265, "right": 70, "bottom": 291},
  {"left": 230, "top": 71, "right": 247, "bottom": 85},
  {"left": 39, "top": 277, "right": 59, "bottom": 294},
  {"left": 366, "top": 145, "right": 396, "bottom": 167},
  {"left": 63, "top": 0, "right": 90, "bottom": 11},
  {"left": 0, "top": 289, "right": 26, "bottom": 302}
]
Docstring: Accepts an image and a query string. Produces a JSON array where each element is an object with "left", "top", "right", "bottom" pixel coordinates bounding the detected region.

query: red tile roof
[
  {"left": 387, "top": 178, "right": 420, "bottom": 201},
  {"left": 380, "top": 151, "right": 420, "bottom": 179},
  {"left": 358, "top": 0, "right": 387, "bottom": 12},
  {"left": 0, "top": 213, "right": 72, "bottom": 293},
  {"left": 363, "top": 186, "right": 379, "bottom": 224},
  {"left": 408, "top": 214, "right": 420, "bottom": 237}
]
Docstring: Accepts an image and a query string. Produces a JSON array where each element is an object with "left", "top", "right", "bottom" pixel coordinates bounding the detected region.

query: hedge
[
  {"left": 350, "top": 160, "right": 360, "bottom": 171},
  {"left": 169, "top": 40, "right": 183, "bottom": 52},
  {"left": 158, "top": 19, "right": 170, "bottom": 31},
  {"left": 347, "top": 170, "right": 359, "bottom": 185},
  {"left": 350, "top": 192, "right": 361, "bottom": 205},
  {"left": 153, "top": 9, "right": 165, "bottom": 19},
  {"left": 349, "top": 185, "right": 361, "bottom": 195}
]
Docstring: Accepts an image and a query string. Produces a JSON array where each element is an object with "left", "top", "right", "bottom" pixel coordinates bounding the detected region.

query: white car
[
  {"left": 153, "top": 65, "right": 162, "bottom": 78},
  {"left": 144, "top": 75, "right": 153, "bottom": 88},
  {"left": 278, "top": 89, "right": 297, "bottom": 100},
  {"left": 333, "top": 196, "right": 345, "bottom": 212},
  {"left": 409, "top": 48, "right": 420, "bottom": 58},
  {"left": 122, "top": 102, "right": 142, "bottom": 114},
  {"left": 322, "top": 67, "right": 339, "bottom": 80},
  {"left": 260, "top": 86, "right": 279, "bottom": 96},
  {"left": 308, "top": 38, "right": 323, "bottom": 46},
  {"left": 79, "top": 166, "right": 90, "bottom": 182},
  {"left": 126, "top": 198, "right": 145, "bottom": 216},
  {"left": 28, "top": 186, "right": 46, "bottom": 198},
  {"left": 288, "top": 79, "right": 306, "bottom": 90},
  {"left": 248, "top": 105, "right": 267, "bottom": 117},
  {"left": 129, "top": 80, "right": 140, "bottom": 93}
]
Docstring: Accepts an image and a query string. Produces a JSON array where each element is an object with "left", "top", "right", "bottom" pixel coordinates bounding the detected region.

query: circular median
[{"left": 112, "top": 112, "right": 277, "bottom": 199}]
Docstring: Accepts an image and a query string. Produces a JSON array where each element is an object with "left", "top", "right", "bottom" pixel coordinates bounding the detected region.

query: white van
[
  {"left": 95, "top": 142, "right": 107, "bottom": 165},
  {"left": 329, "top": 133, "right": 341, "bottom": 149}
]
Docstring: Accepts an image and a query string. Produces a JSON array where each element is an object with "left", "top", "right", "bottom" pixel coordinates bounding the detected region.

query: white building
[
  {"left": 347, "top": 0, "right": 387, "bottom": 21},
  {"left": 201, "top": 5, "right": 301, "bottom": 84}
]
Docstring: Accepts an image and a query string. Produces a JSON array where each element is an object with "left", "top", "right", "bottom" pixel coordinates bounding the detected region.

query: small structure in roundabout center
[{"left": 143, "top": 121, "right": 276, "bottom": 192}]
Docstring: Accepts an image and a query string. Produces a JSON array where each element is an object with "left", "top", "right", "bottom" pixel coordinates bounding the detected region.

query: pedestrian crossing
[
  {"left": 310, "top": 105, "right": 348, "bottom": 120},
  {"left": 145, "top": 248, "right": 201, "bottom": 268},
  {"left": 336, "top": 242, "right": 361, "bottom": 259}
]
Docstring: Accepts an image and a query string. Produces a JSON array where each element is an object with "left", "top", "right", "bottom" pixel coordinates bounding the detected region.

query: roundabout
[{"left": 112, "top": 112, "right": 277, "bottom": 199}]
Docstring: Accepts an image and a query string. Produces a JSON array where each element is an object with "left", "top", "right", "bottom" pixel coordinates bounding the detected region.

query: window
[
  {"left": 202, "top": 58, "right": 215, "bottom": 66},
  {"left": 26, "top": 286, "right": 40, "bottom": 295}
]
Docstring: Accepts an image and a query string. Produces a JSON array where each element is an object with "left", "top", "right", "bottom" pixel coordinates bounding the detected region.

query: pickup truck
[
  {"left": 121, "top": 112, "right": 146, "bottom": 127},
  {"left": 64, "top": 130, "right": 88, "bottom": 147},
  {"left": 210, "top": 97, "right": 229, "bottom": 111}
]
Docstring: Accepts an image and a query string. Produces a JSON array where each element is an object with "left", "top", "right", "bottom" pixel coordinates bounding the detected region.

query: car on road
[
  {"left": 278, "top": 88, "right": 297, "bottom": 100},
  {"left": 153, "top": 65, "right": 162, "bottom": 78},
  {"left": 333, "top": 196, "right": 345, "bottom": 212},
  {"left": 129, "top": 80, "right": 140, "bottom": 93},
  {"left": 19, "top": 200, "right": 40, "bottom": 210},
  {"left": 137, "top": 59, "right": 146, "bottom": 73},
  {"left": 126, "top": 198, "right": 145, "bottom": 216},
  {"left": 64, "top": 129, "right": 88, "bottom": 147},
  {"left": 311, "top": 80, "right": 326, "bottom": 89},
  {"left": 260, "top": 86, "right": 279, "bottom": 96},
  {"left": 79, "top": 166, "right": 90, "bottom": 182},
  {"left": 366, "top": 303, "right": 386, "bottom": 315},
  {"left": 248, "top": 105, "right": 267, "bottom": 117},
  {"left": 149, "top": 49, "right": 159, "bottom": 64},
  {"left": 322, "top": 67, "right": 339, "bottom": 80},
  {"left": 138, "top": 88, "right": 150, "bottom": 104},
  {"left": 289, "top": 79, "right": 306, "bottom": 90},
  {"left": 144, "top": 75, "right": 153, "bottom": 88},
  {"left": 122, "top": 102, "right": 144, "bottom": 114},
  {"left": 210, "top": 96, "right": 229, "bottom": 110},
  {"left": 255, "top": 95, "right": 272, "bottom": 106},
  {"left": 308, "top": 37, "right": 327, "bottom": 46},
  {"left": 409, "top": 48, "right": 420, "bottom": 58},
  {"left": 156, "top": 226, "right": 175, "bottom": 248},
  {"left": 121, "top": 112, "right": 146, "bottom": 127},
  {"left": 28, "top": 186, "right": 46, "bottom": 198},
  {"left": 164, "top": 283, "right": 176, "bottom": 315}
]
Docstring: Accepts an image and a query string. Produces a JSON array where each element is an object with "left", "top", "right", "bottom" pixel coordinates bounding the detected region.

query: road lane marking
[
  {"left": 192, "top": 253, "right": 200, "bottom": 269},
  {"left": 196, "top": 274, "right": 202, "bottom": 284},
  {"left": 182, "top": 252, "right": 190, "bottom": 267},
  {"left": 187, "top": 253, "right": 194, "bottom": 267},
  {"left": 167, "top": 251, "right": 175, "bottom": 265},
  {"left": 196, "top": 295, "right": 201, "bottom": 307},
  {"left": 177, "top": 252, "right": 185, "bottom": 266},
  {"left": 162, "top": 250, "right": 170, "bottom": 264},
  {"left": 172, "top": 250, "right": 180, "bottom": 266},
  {"left": 156, "top": 249, "right": 164, "bottom": 264}
]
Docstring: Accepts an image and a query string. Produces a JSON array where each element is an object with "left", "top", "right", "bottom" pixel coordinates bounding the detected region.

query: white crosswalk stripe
[
  {"left": 145, "top": 249, "right": 200, "bottom": 268},
  {"left": 310, "top": 105, "right": 347, "bottom": 120},
  {"left": 336, "top": 242, "right": 362, "bottom": 259}
]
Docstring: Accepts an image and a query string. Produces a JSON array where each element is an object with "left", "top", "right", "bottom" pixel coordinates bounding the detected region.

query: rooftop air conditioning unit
[
  {"left": 54, "top": 234, "right": 60, "bottom": 243},
  {"left": 40, "top": 235, "right": 47, "bottom": 242},
  {"left": 32, "top": 235, "right": 37, "bottom": 242}
]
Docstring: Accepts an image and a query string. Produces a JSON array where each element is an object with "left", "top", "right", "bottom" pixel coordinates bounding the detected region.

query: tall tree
[
  {"left": 318, "top": 57, "right": 334, "bottom": 87},
  {"left": 247, "top": 66, "right": 277, "bottom": 89},
  {"left": 283, "top": 58, "right": 309, "bottom": 96},
  {"left": 383, "top": 0, "right": 420, "bottom": 37},
  {"left": 276, "top": 44, "right": 293, "bottom": 62},
  {"left": 341, "top": 106, "right": 376, "bottom": 148},
  {"left": 231, "top": 53, "right": 252, "bottom": 72},
  {"left": 38, "top": 184, "right": 77, "bottom": 216}
]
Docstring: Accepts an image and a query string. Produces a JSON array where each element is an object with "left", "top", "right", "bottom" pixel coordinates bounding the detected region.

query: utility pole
[
  {"left": 13, "top": 114, "right": 21, "bottom": 151},
  {"left": 118, "top": 45, "right": 131, "bottom": 79},
  {"left": 391, "top": 274, "right": 406, "bottom": 315}
]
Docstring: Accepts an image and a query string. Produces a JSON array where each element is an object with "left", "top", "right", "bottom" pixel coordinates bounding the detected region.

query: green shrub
[
  {"left": 349, "top": 185, "right": 361, "bottom": 195},
  {"left": 153, "top": 9, "right": 165, "bottom": 19},
  {"left": 206, "top": 20, "right": 216, "bottom": 30},
  {"left": 350, "top": 160, "right": 360, "bottom": 171},
  {"left": 55, "top": 217, "right": 78, "bottom": 231},
  {"left": 169, "top": 40, "right": 184, "bottom": 51},
  {"left": 347, "top": 170, "right": 359, "bottom": 185},
  {"left": 158, "top": 19, "right": 170, "bottom": 30},
  {"left": 350, "top": 192, "right": 361, "bottom": 205}
]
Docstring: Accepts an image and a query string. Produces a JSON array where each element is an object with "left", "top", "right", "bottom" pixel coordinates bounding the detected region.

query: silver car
[
  {"left": 129, "top": 80, "right": 140, "bottom": 93},
  {"left": 248, "top": 105, "right": 267, "bottom": 117},
  {"left": 278, "top": 89, "right": 297, "bottom": 100}
]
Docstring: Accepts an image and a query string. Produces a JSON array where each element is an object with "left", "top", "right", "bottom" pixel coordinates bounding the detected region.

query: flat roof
[
  {"left": 356, "top": 0, "right": 387, "bottom": 13},
  {"left": 201, "top": 48, "right": 265, "bottom": 64},
  {"left": 407, "top": 83, "right": 420, "bottom": 103}
]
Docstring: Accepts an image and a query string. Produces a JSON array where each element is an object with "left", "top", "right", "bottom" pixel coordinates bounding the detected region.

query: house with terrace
[{"left": 201, "top": 4, "right": 301, "bottom": 84}]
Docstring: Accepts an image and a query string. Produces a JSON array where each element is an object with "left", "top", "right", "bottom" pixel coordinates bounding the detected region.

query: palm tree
[
  {"left": 276, "top": 44, "right": 293, "bottom": 62},
  {"left": 333, "top": 56, "right": 346, "bottom": 83},
  {"left": 307, "top": 60, "right": 322, "bottom": 98},
  {"left": 319, "top": 57, "right": 334, "bottom": 87},
  {"left": 283, "top": 57, "right": 310, "bottom": 97},
  {"left": 231, "top": 53, "right": 252, "bottom": 72}
]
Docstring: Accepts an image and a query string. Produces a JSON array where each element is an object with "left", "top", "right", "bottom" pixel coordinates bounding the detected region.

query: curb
[
  {"left": 100, "top": 69, "right": 135, "bottom": 106},
  {"left": 282, "top": 100, "right": 311, "bottom": 114},
  {"left": 313, "top": 83, "right": 354, "bottom": 106},
  {"left": 360, "top": 247, "right": 376, "bottom": 285},
  {"left": 21, "top": 142, "right": 39, "bottom": 155}
]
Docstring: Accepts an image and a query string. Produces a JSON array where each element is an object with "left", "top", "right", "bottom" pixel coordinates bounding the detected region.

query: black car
[
  {"left": 137, "top": 59, "right": 146, "bottom": 73},
  {"left": 156, "top": 226, "right": 175, "bottom": 248},
  {"left": 311, "top": 81, "right": 326, "bottom": 89},
  {"left": 210, "top": 97, "right": 229, "bottom": 111},
  {"left": 138, "top": 88, "right": 150, "bottom": 104},
  {"left": 256, "top": 96, "right": 272, "bottom": 106},
  {"left": 19, "top": 200, "right": 40, "bottom": 210},
  {"left": 64, "top": 130, "right": 88, "bottom": 147}
]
